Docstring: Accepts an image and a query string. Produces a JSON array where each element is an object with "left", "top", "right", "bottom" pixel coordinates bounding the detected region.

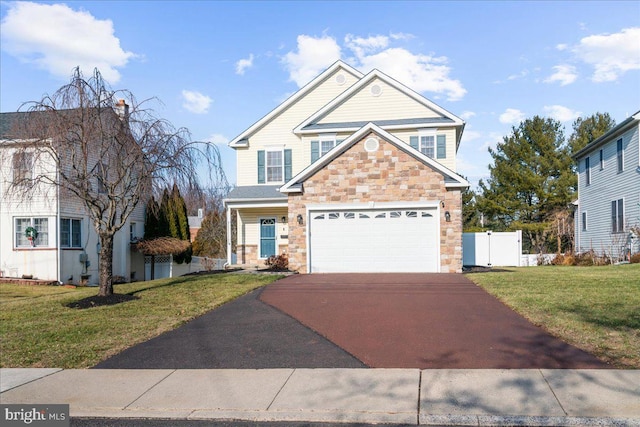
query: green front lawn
[
  {"left": 0, "top": 273, "right": 283, "bottom": 368},
  {"left": 466, "top": 264, "right": 640, "bottom": 368}
]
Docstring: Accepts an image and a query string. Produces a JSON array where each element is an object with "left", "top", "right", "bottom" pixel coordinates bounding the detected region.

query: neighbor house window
[
  {"left": 582, "top": 212, "right": 587, "bottom": 231},
  {"left": 130, "top": 222, "right": 137, "bottom": 242},
  {"left": 585, "top": 157, "right": 591, "bottom": 186},
  {"left": 611, "top": 199, "right": 624, "bottom": 233},
  {"left": 60, "top": 218, "right": 82, "bottom": 248},
  {"left": 617, "top": 139, "right": 624, "bottom": 172},
  {"left": 599, "top": 149, "right": 604, "bottom": 170},
  {"left": 15, "top": 217, "right": 49, "bottom": 247},
  {"left": 97, "top": 162, "right": 108, "bottom": 193},
  {"left": 12, "top": 152, "right": 33, "bottom": 184},
  {"left": 257, "top": 149, "right": 292, "bottom": 184}
]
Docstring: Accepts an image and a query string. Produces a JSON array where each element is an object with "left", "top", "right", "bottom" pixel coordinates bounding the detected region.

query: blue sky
[{"left": 1, "top": 1, "right": 639, "bottom": 189}]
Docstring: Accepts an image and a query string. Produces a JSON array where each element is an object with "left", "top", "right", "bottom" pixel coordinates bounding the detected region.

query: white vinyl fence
[
  {"left": 144, "top": 255, "right": 229, "bottom": 281},
  {"left": 463, "top": 230, "right": 523, "bottom": 267}
]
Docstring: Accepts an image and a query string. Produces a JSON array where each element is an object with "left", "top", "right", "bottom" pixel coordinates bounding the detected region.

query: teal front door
[{"left": 260, "top": 218, "right": 276, "bottom": 258}]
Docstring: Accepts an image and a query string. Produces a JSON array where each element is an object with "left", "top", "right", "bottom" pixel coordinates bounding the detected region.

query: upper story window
[
  {"left": 257, "top": 149, "right": 292, "bottom": 184},
  {"left": 599, "top": 149, "right": 604, "bottom": 170},
  {"left": 60, "top": 218, "right": 82, "bottom": 248},
  {"left": 15, "top": 217, "right": 49, "bottom": 248},
  {"left": 12, "top": 152, "right": 33, "bottom": 185},
  {"left": 585, "top": 157, "right": 591, "bottom": 186},
  {"left": 617, "top": 138, "right": 624, "bottom": 173},
  {"left": 311, "top": 134, "right": 343, "bottom": 163},
  {"left": 410, "top": 131, "right": 446, "bottom": 160}
]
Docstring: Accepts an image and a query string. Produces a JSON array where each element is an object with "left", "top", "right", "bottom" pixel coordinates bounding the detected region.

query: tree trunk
[{"left": 98, "top": 234, "right": 115, "bottom": 297}]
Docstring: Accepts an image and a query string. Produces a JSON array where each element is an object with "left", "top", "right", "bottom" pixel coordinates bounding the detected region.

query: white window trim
[
  {"left": 319, "top": 133, "right": 338, "bottom": 157},
  {"left": 418, "top": 129, "right": 436, "bottom": 158},
  {"left": 617, "top": 138, "right": 624, "bottom": 173},
  {"left": 265, "top": 149, "right": 284, "bottom": 184},
  {"left": 585, "top": 157, "right": 591, "bottom": 186},
  {"left": 611, "top": 198, "right": 625, "bottom": 234},
  {"left": 599, "top": 149, "right": 604, "bottom": 170},
  {"left": 14, "top": 216, "right": 52, "bottom": 249}
]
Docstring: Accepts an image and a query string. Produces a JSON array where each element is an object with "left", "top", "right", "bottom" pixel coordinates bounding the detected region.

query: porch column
[{"left": 226, "top": 205, "right": 232, "bottom": 266}]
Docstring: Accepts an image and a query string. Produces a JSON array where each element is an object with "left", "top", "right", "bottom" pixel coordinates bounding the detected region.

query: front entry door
[{"left": 260, "top": 218, "right": 276, "bottom": 258}]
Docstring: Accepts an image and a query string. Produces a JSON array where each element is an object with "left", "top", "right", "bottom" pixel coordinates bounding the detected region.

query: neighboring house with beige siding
[
  {"left": 225, "top": 61, "right": 469, "bottom": 273},
  {"left": 573, "top": 110, "right": 640, "bottom": 261},
  {"left": 0, "top": 108, "right": 145, "bottom": 285}
]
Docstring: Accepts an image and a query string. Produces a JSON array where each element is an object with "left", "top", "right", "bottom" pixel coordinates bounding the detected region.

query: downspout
[{"left": 225, "top": 204, "right": 232, "bottom": 268}]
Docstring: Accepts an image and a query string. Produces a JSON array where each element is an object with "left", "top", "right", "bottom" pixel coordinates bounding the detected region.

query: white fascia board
[
  {"left": 224, "top": 199, "right": 288, "bottom": 209},
  {"left": 228, "top": 61, "right": 363, "bottom": 148},
  {"left": 297, "top": 121, "right": 459, "bottom": 135},
  {"left": 572, "top": 111, "right": 640, "bottom": 160},
  {"left": 293, "top": 69, "right": 464, "bottom": 134}
]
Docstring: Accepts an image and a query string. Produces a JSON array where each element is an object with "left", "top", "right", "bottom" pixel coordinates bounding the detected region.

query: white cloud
[
  {"left": 282, "top": 32, "right": 466, "bottom": 101},
  {"left": 205, "top": 133, "right": 229, "bottom": 145},
  {"left": 499, "top": 108, "right": 525, "bottom": 124},
  {"left": 556, "top": 43, "right": 569, "bottom": 51},
  {"left": 235, "top": 54, "right": 254, "bottom": 75},
  {"left": 282, "top": 34, "right": 341, "bottom": 87},
  {"left": 543, "top": 105, "right": 581, "bottom": 122},
  {"left": 507, "top": 70, "right": 529, "bottom": 81},
  {"left": 181, "top": 90, "right": 212, "bottom": 114},
  {"left": 544, "top": 64, "right": 578, "bottom": 86},
  {"left": 0, "top": 1, "right": 135, "bottom": 83},
  {"left": 573, "top": 27, "right": 640, "bottom": 82},
  {"left": 460, "top": 111, "right": 476, "bottom": 120},
  {"left": 356, "top": 47, "right": 467, "bottom": 101}
]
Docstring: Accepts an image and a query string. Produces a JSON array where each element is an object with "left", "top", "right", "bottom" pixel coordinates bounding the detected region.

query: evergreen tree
[
  {"left": 144, "top": 196, "right": 160, "bottom": 239},
  {"left": 568, "top": 113, "right": 616, "bottom": 156},
  {"left": 477, "top": 116, "right": 574, "bottom": 252},
  {"left": 192, "top": 211, "right": 226, "bottom": 258}
]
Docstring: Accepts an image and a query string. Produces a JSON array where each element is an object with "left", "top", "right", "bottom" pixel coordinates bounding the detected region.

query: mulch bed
[{"left": 66, "top": 293, "right": 140, "bottom": 309}]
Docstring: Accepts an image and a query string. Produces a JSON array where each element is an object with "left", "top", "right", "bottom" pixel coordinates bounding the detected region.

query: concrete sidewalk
[{"left": 1, "top": 368, "right": 639, "bottom": 426}]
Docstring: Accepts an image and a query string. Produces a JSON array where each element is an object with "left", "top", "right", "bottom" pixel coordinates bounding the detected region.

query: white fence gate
[
  {"left": 144, "top": 255, "right": 229, "bottom": 281},
  {"left": 463, "top": 230, "right": 523, "bottom": 267}
]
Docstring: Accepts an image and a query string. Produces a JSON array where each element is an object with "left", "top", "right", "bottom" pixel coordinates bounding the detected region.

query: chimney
[{"left": 114, "top": 99, "right": 129, "bottom": 120}]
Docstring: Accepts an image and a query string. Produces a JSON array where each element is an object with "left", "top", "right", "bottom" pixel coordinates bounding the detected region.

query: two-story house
[
  {"left": 225, "top": 61, "right": 469, "bottom": 273},
  {"left": 573, "top": 110, "right": 640, "bottom": 261},
  {"left": 0, "top": 105, "right": 145, "bottom": 285}
]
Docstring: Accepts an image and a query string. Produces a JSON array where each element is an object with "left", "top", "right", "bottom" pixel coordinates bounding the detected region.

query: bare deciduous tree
[{"left": 3, "top": 67, "right": 226, "bottom": 296}]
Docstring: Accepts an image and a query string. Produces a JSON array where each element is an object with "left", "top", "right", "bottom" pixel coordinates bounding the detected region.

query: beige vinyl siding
[
  {"left": 236, "top": 207, "right": 288, "bottom": 251},
  {"left": 390, "top": 128, "right": 458, "bottom": 171},
  {"left": 318, "top": 78, "right": 442, "bottom": 124},
  {"left": 236, "top": 70, "right": 359, "bottom": 186}
]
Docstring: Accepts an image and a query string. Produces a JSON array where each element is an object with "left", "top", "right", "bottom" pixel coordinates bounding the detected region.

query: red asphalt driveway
[{"left": 259, "top": 273, "right": 607, "bottom": 369}]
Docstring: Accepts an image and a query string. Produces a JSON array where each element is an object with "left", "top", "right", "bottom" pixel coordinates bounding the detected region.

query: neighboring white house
[
  {"left": 0, "top": 109, "right": 146, "bottom": 285},
  {"left": 573, "top": 110, "right": 640, "bottom": 261},
  {"left": 225, "top": 60, "right": 469, "bottom": 273}
]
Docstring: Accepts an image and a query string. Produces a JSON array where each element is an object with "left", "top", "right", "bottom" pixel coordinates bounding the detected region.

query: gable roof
[
  {"left": 280, "top": 122, "right": 469, "bottom": 193},
  {"left": 572, "top": 110, "right": 640, "bottom": 160},
  {"left": 293, "top": 69, "right": 465, "bottom": 147},
  {"left": 228, "top": 60, "right": 364, "bottom": 148}
]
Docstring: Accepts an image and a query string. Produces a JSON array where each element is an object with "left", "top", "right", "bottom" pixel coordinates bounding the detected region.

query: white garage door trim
[{"left": 306, "top": 202, "right": 441, "bottom": 273}]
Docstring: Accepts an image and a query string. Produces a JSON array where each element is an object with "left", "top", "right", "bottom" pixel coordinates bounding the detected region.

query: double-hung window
[
  {"left": 60, "top": 218, "right": 82, "bottom": 248},
  {"left": 599, "top": 149, "right": 604, "bottom": 170},
  {"left": 257, "top": 149, "right": 292, "bottom": 184},
  {"left": 15, "top": 217, "right": 49, "bottom": 247},
  {"left": 410, "top": 131, "right": 446, "bottom": 160},
  {"left": 585, "top": 157, "right": 591, "bottom": 186},
  {"left": 611, "top": 199, "right": 624, "bottom": 233},
  {"left": 617, "top": 138, "right": 624, "bottom": 173},
  {"left": 311, "top": 134, "right": 343, "bottom": 163},
  {"left": 12, "top": 152, "right": 33, "bottom": 184}
]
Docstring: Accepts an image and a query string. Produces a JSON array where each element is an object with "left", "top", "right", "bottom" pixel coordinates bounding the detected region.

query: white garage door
[{"left": 308, "top": 208, "right": 439, "bottom": 273}]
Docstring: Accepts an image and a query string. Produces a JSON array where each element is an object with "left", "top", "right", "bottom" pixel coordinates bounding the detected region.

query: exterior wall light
[
  {"left": 297, "top": 214, "right": 304, "bottom": 225},
  {"left": 445, "top": 211, "right": 451, "bottom": 222},
  {"left": 281, "top": 216, "right": 287, "bottom": 224}
]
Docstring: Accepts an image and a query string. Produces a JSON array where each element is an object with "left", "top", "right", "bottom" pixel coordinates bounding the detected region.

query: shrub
[
  {"left": 562, "top": 254, "right": 575, "bottom": 266},
  {"left": 574, "top": 250, "right": 611, "bottom": 266},
  {"left": 630, "top": 253, "right": 640, "bottom": 264},
  {"left": 551, "top": 254, "right": 565, "bottom": 265},
  {"left": 265, "top": 254, "right": 288, "bottom": 271}
]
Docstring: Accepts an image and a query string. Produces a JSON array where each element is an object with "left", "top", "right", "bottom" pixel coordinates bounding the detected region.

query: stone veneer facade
[{"left": 286, "top": 132, "right": 463, "bottom": 273}]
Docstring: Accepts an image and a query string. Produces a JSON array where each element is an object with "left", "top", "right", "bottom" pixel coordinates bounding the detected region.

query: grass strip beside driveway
[
  {"left": 0, "top": 273, "right": 283, "bottom": 368},
  {"left": 466, "top": 264, "right": 640, "bottom": 368}
]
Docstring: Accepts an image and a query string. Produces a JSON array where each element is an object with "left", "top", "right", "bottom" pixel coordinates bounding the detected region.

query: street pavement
[{"left": 2, "top": 367, "right": 639, "bottom": 426}]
